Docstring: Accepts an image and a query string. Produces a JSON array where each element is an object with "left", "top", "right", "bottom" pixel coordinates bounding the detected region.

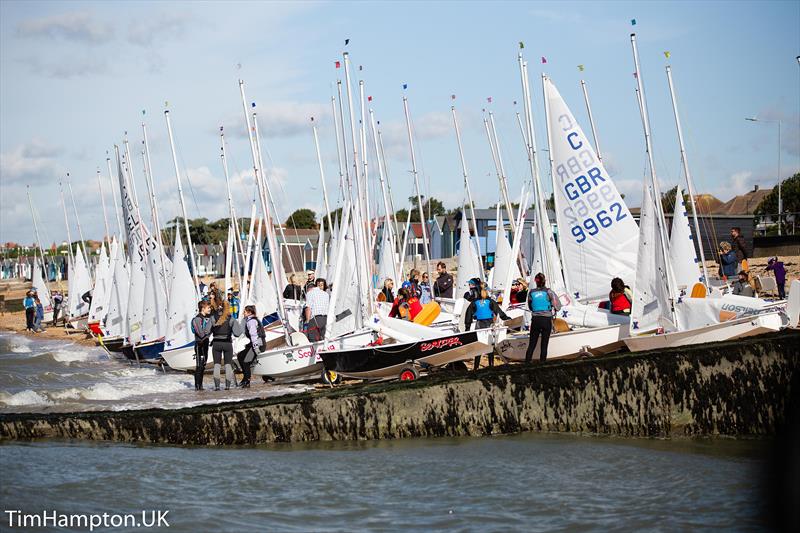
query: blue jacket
[
  {"left": 720, "top": 251, "right": 737, "bottom": 277},
  {"left": 23, "top": 296, "right": 34, "bottom": 309}
]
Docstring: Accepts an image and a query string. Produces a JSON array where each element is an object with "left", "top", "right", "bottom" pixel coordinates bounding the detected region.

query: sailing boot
[{"left": 214, "top": 378, "right": 221, "bottom": 391}]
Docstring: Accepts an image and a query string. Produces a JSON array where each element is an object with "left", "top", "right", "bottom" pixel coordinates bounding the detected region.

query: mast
[
  {"left": 106, "top": 156, "right": 124, "bottom": 240},
  {"left": 58, "top": 177, "right": 74, "bottom": 259},
  {"left": 488, "top": 111, "right": 516, "bottom": 232},
  {"left": 402, "top": 95, "right": 432, "bottom": 277},
  {"left": 330, "top": 95, "right": 346, "bottom": 202},
  {"left": 377, "top": 125, "right": 401, "bottom": 250},
  {"left": 311, "top": 119, "right": 334, "bottom": 232},
  {"left": 335, "top": 80, "right": 350, "bottom": 199},
  {"left": 219, "top": 129, "right": 245, "bottom": 294},
  {"left": 451, "top": 105, "right": 484, "bottom": 276},
  {"left": 65, "top": 174, "right": 87, "bottom": 262},
  {"left": 141, "top": 122, "right": 167, "bottom": 268},
  {"left": 630, "top": 33, "right": 677, "bottom": 318},
  {"left": 27, "top": 186, "right": 49, "bottom": 270},
  {"left": 580, "top": 80, "right": 603, "bottom": 162},
  {"left": 96, "top": 169, "right": 111, "bottom": 247},
  {"left": 164, "top": 109, "right": 199, "bottom": 291},
  {"left": 369, "top": 108, "right": 398, "bottom": 283},
  {"left": 665, "top": 65, "right": 709, "bottom": 285}
]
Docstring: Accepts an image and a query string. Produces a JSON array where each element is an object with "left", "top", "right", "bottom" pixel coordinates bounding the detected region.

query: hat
[
  {"left": 468, "top": 277, "right": 481, "bottom": 287},
  {"left": 401, "top": 281, "right": 412, "bottom": 289},
  {"left": 307, "top": 270, "right": 315, "bottom": 275}
]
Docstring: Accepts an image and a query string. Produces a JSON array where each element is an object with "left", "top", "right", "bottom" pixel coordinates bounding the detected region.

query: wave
[{"left": 0, "top": 390, "right": 53, "bottom": 407}]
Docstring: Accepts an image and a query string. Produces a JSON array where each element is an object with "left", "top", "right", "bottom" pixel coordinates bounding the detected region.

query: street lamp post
[{"left": 745, "top": 117, "right": 782, "bottom": 235}]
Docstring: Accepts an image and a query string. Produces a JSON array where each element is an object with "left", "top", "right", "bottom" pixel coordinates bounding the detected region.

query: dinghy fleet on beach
[{"left": 25, "top": 35, "right": 799, "bottom": 386}]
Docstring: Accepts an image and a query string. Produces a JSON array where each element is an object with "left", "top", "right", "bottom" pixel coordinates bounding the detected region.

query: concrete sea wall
[{"left": 1, "top": 331, "right": 797, "bottom": 444}]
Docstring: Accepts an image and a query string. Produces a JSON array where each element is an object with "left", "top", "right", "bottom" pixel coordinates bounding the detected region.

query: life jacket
[
  {"left": 473, "top": 299, "right": 494, "bottom": 320},
  {"left": 211, "top": 317, "right": 234, "bottom": 342},
  {"left": 610, "top": 291, "right": 632, "bottom": 313},
  {"left": 246, "top": 316, "right": 267, "bottom": 352},
  {"left": 529, "top": 288, "right": 552, "bottom": 312},
  {"left": 191, "top": 314, "right": 206, "bottom": 337},
  {"left": 407, "top": 297, "right": 423, "bottom": 320}
]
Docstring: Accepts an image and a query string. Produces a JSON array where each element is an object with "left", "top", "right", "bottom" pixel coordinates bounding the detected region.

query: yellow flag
[{"left": 664, "top": 51, "right": 671, "bottom": 59}]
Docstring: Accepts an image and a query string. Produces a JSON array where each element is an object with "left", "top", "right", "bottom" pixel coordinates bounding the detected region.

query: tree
[
  {"left": 755, "top": 173, "right": 800, "bottom": 217},
  {"left": 285, "top": 208, "right": 317, "bottom": 229},
  {"left": 321, "top": 207, "right": 343, "bottom": 230},
  {"left": 405, "top": 195, "right": 446, "bottom": 222},
  {"left": 661, "top": 185, "right": 691, "bottom": 214}
]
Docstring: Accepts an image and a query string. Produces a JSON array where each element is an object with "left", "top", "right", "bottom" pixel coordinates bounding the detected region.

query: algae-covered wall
[{"left": 1, "top": 331, "right": 797, "bottom": 444}]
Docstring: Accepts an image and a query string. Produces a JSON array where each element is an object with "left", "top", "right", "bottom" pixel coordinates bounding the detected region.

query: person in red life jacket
[
  {"left": 407, "top": 269, "right": 422, "bottom": 299},
  {"left": 510, "top": 278, "right": 529, "bottom": 304},
  {"left": 608, "top": 277, "right": 633, "bottom": 315},
  {"left": 465, "top": 283, "right": 510, "bottom": 370},
  {"left": 389, "top": 284, "right": 423, "bottom": 321},
  {"left": 524, "top": 273, "right": 562, "bottom": 364}
]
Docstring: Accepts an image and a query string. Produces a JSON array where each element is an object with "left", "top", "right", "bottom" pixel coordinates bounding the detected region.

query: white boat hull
[
  {"left": 623, "top": 311, "right": 787, "bottom": 352},
  {"left": 498, "top": 324, "right": 626, "bottom": 361},
  {"left": 161, "top": 343, "right": 198, "bottom": 371}
]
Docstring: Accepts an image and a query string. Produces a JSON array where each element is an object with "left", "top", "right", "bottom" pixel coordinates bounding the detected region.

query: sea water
[{"left": 0, "top": 333, "right": 771, "bottom": 531}]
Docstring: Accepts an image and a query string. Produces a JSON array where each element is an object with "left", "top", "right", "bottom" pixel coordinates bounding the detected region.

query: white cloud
[
  {"left": 16, "top": 11, "right": 113, "bottom": 44},
  {"left": 127, "top": 13, "right": 192, "bottom": 47},
  {"left": 223, "top": 101, "right": 331, "bottom": 140},
  {"left": 0, "top": 139, "right": 63, "bottom": 185}
]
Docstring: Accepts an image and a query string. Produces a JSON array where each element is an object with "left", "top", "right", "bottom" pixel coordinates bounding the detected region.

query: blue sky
[{"left": 1, "top": 0, "right": 798, "bottom": 246}]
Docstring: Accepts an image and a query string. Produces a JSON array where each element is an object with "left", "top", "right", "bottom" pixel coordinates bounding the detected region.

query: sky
[{"left": 1, "top": 0, "right": 798, "bottom": 247}]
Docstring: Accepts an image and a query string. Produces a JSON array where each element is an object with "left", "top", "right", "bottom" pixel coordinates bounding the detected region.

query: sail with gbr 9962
[{"left": 543, "top": 77, "right": 638, "bottom": 302}]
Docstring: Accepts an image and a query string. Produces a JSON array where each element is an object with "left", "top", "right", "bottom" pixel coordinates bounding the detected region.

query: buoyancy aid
[
  {"left": 473, "top": 299, "right": 494, "bottom": 320},
  {"left": 529, "top": 288, "right": 552, "bottom": 312},
  {"left": 610, "top": 291, "right": 632, "bottom": 313},
  {"left": 407, "top": 297, "right": 423, "bottom": 320}
]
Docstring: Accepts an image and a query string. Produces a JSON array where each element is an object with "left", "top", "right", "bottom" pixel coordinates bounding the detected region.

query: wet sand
[{"left": 0, "top": 310, "right": 97, "bottom": 347}]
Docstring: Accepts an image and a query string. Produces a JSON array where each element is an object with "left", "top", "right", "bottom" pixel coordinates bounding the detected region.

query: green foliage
[
  {"left": 661, "top": 185, "right": 691, "bottom": 214},
  {"left": 321, "top": 208, "right": 343, "bottom": 230},
  {"left": 755, "top": 173, "right": 800, "bottom": 218},
  {"left": 405, "top": 196, "right": 446, "bottom": 222},
  {"left": 285, "top": 208, "right": 317, "bottom": 229}
]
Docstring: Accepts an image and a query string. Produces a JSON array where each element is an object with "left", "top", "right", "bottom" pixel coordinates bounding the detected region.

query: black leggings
[
  {"left": 212, "top": 340, "right": 234, "bottom": 365},
  {"left": 25, "top": 308, "right": 35, "bottom": 330},
  {"left": 473, "top": 319, "right": 495, "bottom": 369},
  {"left": 194, "top": 339, "right": 209, "bottom": 389},
  {"left": 237, "top": 346, "right": 256, "bottom": 383},
  {"left": 525, "top": 316, "right": 553, "bottom": 363}
]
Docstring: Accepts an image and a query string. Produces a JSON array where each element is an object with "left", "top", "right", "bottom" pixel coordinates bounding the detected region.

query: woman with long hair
[
  {"left": 524, "top": 273, "right": 561, "bottom": 364},
  {"left": 210, "top": 300, "right": 242, "bottom": 390}
]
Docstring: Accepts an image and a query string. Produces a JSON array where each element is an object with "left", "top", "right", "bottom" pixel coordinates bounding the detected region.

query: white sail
[
  {"left": 326, "top": 215, "right": 340, "bottom": 283},
  {"left": 248, "top": 224, "right": 278, "bottom": 317},
  {"left": 543, "top": 77, "right": 638, "bottom": 301},
  {"left": 224, "top": 224, "right": 233, "bottom": 294},
  {"left": 31, "top": 255, "right": 53, "bottom": 321},
  {"left": 165, "top": 229, "right": 196, "bottom": 350},
  {"left": 126, "top": 249, "right": 146, "bottom": 345},
  {"left": 314, "top": 224, "right": 327, "bottom": 281},
  {"left": 492, "top": 204, "right": 520, "bottom": 293},
  {"left": 630, "top": 183, "right": 673, "bottom": 335},
  {"left": 326, "top": 221, "right": 360, "bottom": 340},
  {"left": 68, "top": 244, "right": 92, "bottom": 318},
  {"left": 140, "top": 240, "right": 168, "bottom": 343},
  {"left": 668, "top": 186, "right": 701, "bottom": 290},
  {"left": 376, "top": 222, "right": 396, "bottom": 288},
  {"left": 455, "top": 212, "right": 482, "bottom": 299},
  {"left": 88, "top": 243, "right": 110, "bottom": 323},
  {"left": 104, "top": 244, "right": 129, "bottom": 338}
]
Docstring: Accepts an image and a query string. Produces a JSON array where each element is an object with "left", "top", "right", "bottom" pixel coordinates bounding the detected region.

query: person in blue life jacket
[
  {"left": 525, "top": 272, "right": 562, "bottom": 364},
  {"left": 227, "top": 290, "right": 240, "bottom": 319},
  {"left": 464, "top": 282, "right": 510, "bottom": 370},
  {"left": 23, "top": 290, "right": 35, "bottom": 331},
  {"left": 463, "top": 277, "right": 482, "bottom": 302},
  {"left": 191, "top": 300, "right": 214, "bottom": 391},
  {"left": 33, "top": 296, "right": 45, "bottom": 333}
]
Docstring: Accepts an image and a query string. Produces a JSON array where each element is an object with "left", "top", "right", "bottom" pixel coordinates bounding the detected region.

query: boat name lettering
[{"left": 420, "top": 337, "right": 462, "bottom": 352}]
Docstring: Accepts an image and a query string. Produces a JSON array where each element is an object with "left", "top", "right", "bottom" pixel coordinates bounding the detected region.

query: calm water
[{"left": 0, "top": 333, "right": 771, "bottom": 531}]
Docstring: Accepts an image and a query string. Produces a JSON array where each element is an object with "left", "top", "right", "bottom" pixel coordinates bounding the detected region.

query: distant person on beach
[
  {"left": 419, "top": 272, "right": 433, "bottom": 304},
  {"left": 227, "top": 290, "right": 240, "bottom": 319},
  {"left": 33, "top": 296, "right": 45, "bottom": 333},
  {"left": 210, "top": 300, "right": 242, "bottom": 391},
  {"left": 524, "top": 273, "right": 561, "bottom": 364},
  {"left": 730, "top": 227, "right": 749, "bottom": 272},
  {"left": 433, "top": 261, "right": 454, "bottom": 299},
  {"left": 732, "top": 271, "right": 754, "bottom": 297},
  {"left": 237, "top": 305, "right": 264, "bottom": 389},
  {"left": 378, "top": 278, "right": 395, "bottom": 302},
  {"left": 407, "top": 269, "right": 422, "bottom": 299},
  {"left": 23, "top": 290, "right": 35, "bottom": 331},
  {"left": 51, "top": 290, "right": 63, "bottom": 326},
  {"left": 303, "top": 279, "right": 329, "bottom": 341},
  {"left": 283, "top": 274, "right": 303, "bottom": 300},
  {"left": 191, "top": 301, "right": 214, "bottom": 391},
  {"left": 718, "top": 241, "right": 738, "bottom": 280},
  {"left": 510, "top": 278, "right": 528, "bottom": 304},
  {"left": 464, "top": 282, "right": 510, "bottom": 370},
  {"left": 766, "top": 257, "right": 787, "bottom": 299},
  {"left": 390, "top": 286, "right": 423, "bottom": 321}
]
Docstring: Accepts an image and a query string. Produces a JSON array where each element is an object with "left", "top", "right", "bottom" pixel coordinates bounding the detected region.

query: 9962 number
[{"left": 570, "top": 202, "right": 626, "bottom": 243}]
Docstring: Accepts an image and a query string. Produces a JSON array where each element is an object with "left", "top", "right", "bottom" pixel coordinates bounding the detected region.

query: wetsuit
[
  {"left": 525, "top": 287, "right": 561, "bottom": 363},
  {"left": 210, "top": 314, "right": 242, "bottom": 390},
  {"left": 191, "top": 314, "right": 213, "bottom": 390}
]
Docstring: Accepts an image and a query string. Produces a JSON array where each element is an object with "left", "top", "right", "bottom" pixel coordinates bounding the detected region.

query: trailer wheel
[
  {"left": 399, "top": 367, "right": 418, "bottom": 381},
  {"left": 321, "top": 369, "right": 340, "bottom": 385}
]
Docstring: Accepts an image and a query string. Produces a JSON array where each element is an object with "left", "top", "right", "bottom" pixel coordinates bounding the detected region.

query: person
[
  {"left": 510, "top": 278, "right": 528, "bottom": 304},
  {"left": 304, "top": 279, "right": 330, "bottom": 341},
  {"left": 464, "top": 283, "right": 510, "bottom": 370},
  {"left": 419, "top": 272, "right": 433, "bottom": 304},
  {"left": 283, "top": 274, "right": 303, "bottom": 300},
  {"left": 433, "top": 261, "right": 454, "bottom": 299},
  {"left": 210, "top": 301, "right": 243, "bottom": 391},
  {"left": 191, "top": 301, "right": 214, "bottom": 391},
  {"left": 306, "top": 270, "right": 316, "bottom": 285},
  {"left": 608, "top": 277, "right": 633, "bottom": 315},
  {"left": 237, "top": 305, "right": 263, "bottom": 388},
  {"left": 524, "top": 273, "right": 562, "bottom": 364},
  {"left": 463, "top": 277, "right": 481, "bottom": 302},
  {"left": 23, "top": 290, "right": 35, "bottom": 331},
  {"left": 718, "top": 241, "right": 738, "bottom": 280},
  {"left": 316, "top": 277, "right": 329, "bottom": 293},
  {"left": 51, "top": 290, "right": 63, "bottom": 326},
  {"left": 198, "top": 279, "right": 207, "bottom": 298},
  {"left": 407, "top": 269, "right": 421, "bottom": 298},
  {"left": 227, "top": 290, "right": 240, "bottom": 319},
  {"left": 732, "top": 270, "right": 754, "bottom": 297},
  {"left": 207, "top": 282, "right": 222, "bottom": 303},
  {"left": 378, "top": 278, "right": 395, "bottom": 303},
  {"left": 33, "top": 296, "right": 45, "bottom": 333},
  {"left": 730, "top": 227, "right": 749, "bottom": 272},
  {"left": 766, "top": 257, "right": 787, "bottom": 299},
  {"left": 389, "top": 286, "right": 423, "bottom": 321}
]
